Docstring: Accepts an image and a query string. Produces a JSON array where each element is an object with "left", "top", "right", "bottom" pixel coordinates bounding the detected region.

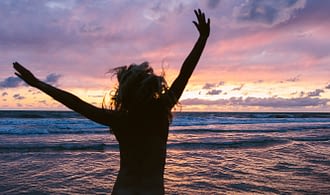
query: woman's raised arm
[
  {"left": 13, "top": 62, "right": 115, "bottom": 127},
  {"left": 169, "top": 9, "right": 210, "bottom": 102}
]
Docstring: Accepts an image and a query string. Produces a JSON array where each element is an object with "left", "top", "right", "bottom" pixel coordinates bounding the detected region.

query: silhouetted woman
[{"left": 13, "top": 9, "right": 210, "bottom": 195}]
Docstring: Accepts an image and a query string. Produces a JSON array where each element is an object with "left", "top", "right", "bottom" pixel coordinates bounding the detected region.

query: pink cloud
[{"left": 181, "top": 96, "right": 329, "bottom": 108}]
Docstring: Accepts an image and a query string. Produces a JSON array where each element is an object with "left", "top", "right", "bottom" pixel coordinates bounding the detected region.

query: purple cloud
[
  {"left": 254, "top": 80, "right": 264, "bottom": 83},
  {"left": 233, "top": 0, "right": 307, "bottom": 27},
  {"left": 13, "top": 94, "right": 25, "bottom": 100},
  {"left": 80, "top": 24, "right": 104, "bottom": 34},
  {"left": 218, "top": 81, "right": 225, "bottom": 86},
  {"left": 290, "top": 0, "right": 330, "bottom": 26},
  {"left": 44, "top": 73, "right": 62, "bottom": 85},
  {"left": 207, "top": 89, "right": 222, "bottom": 95},
  {"left": 181, "top": 96, "right": 329, "bottom": 108},
  {"left": 207, "top": 0, "right": 221, "bottom": 9},
  {"left": 325, "top": 84, "right": 330, "bottom": 89},
  {"left": 286, "top": 75, "right": 301, "bottom": 82},
  {"left": 0, "top": 77, "right": 23, "bottom": 88},
  {"left": 203, "top": 83, "right": 218, "bottom": 89},
  {"left": 38, "top": 100, "right": 47, "bottom": 105},
  {"left": 242, "top": 96, "right": 328, "bottom": 107},
  {"left": 0, "top": 73, "right": 61, "bottom": 89},
  {"left": 307, "top": 89, "right": 324, "bottom": 97},
  {"left": 232, "top": 84, "right": 244, "bottom": 91},
  {"left": 202, "top": 81, "right": 225, "bottom": 90}
]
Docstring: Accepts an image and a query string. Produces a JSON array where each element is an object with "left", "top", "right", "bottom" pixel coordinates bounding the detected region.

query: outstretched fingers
[
  {"left": 193, "top": 9, "right": 210, "bottom": 38},
  {"left": 13, "top": 62, "right": 39, "bottom": 87},
  {"left": 193, "top": 21, "right": 199, "bottom": 31},
  {"left": 13, "top": 61, "right": 21, "bottom": 71},
  {"left": 13, "top": 62, "right": 27, "bottom": 76},
  {"left": 194, "top": 9, "right": 208, "bottom": 25}
]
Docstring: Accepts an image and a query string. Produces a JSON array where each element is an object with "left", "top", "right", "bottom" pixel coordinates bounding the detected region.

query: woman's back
[{"left": 111, "top": 107, "right": 169, "bottom": 194}]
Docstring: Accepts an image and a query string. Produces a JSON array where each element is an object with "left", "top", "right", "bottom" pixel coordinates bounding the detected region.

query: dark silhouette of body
[{"left": 13, "top": 9, "right": 210, "bottom": 195}]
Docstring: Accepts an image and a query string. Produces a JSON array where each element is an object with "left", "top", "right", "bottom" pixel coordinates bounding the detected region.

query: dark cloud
[
  {"left": 202, "top": 81, "right": 225, "bottom": 90},
  {"left": 235, "top": 1, "right": 277, "bottom": 24},
  {"left": 206, "top": 89, "right": 222, "bottom": 95},
  {"left": 13, "top": 94, "right": 25, "bottom": 100},
  {"left": 80, "top": 23, "right": 104, "bottom": 33},
  {"left": 232, "top": 84, "right": 244, "bottom": 91},
  {"left": 44, "top": 73, "right": 62, "bottom": 85},
  {"left": 300, "top": 91, "right": 305, "bottom": 97},
  {"left": 2, "top": 92, "right": 8, "bottom": 96},
  {"left": 38, "top": 100, "right": 47, "bottom": 105},
  {"left": 280, "top": 75, "right": 301, "bottom": 83},
  {"left": 0, "top": 76, "right": 23, "bottom": 88},
  {"left": 290, "top": 91, "right": 298, "bottom": 96},
  {"left": 307, "top": 89, "right": 324, "bottom": 97},
  {"left": 234, "top": 0, "right": 306, "bottom": 27},
  {"left": 218, "top": 81, "right": 225, "bottom": 86},
  {"left": 202, "top": 83, "right": 217, "bottom": 89},
  {"left": 325, "top": 84, "right": 330, "bottom": 89},
  {"left": 147, "top": 1, "right": 185, "bottom": 22},
  {"left": 254, "top": 80, "right": 264, "bottom": 84},
  {"left": 207, "top": 0, "right": 221, "bottom": 9},
  {"left": 32, "top": 91, "right": 42, "bottom": 95},
  {"left": 287, "top": 74, "right": 301, "bottom": 82},
  {"left": 242, "top": 96, "right": 328, "bottom": 107},
  {"left": 0, "top": 73, "right": 61, "bottom": 89},
  {"left": 181, "top": 96, "right": 329, "bottom": 108}
]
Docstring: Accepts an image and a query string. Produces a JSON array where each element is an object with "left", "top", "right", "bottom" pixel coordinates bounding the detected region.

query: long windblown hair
[{"left": 105, "top": 62, "right": 175, "bottom": 117}]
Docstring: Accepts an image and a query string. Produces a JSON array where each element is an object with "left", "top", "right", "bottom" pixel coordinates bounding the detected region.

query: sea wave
[
  {"left": 0, "top": 127, "right": 110, "bottom": 135},
  {"left": 0, "top": 142, "right": 116, "bottom": 152},
  {"left": 2, "top": 111, "right": 330, "bottom": 120},
  {"left": 168, "top": 137, "right": 290, "bottom": 150},
  {"left": 0, "top": 137, "right": 293, "bottom": 152},
  {"left": 1, "top": 135, "right": 328, "bottom": 153},
  {"left": 1, "top": 121, "right": 329, "bottom": 135},
  {"left": 0, "top": 110, "right": 82, "bottom": 119},
  {"left": 172, "top": 115, "right": 330, "bottom": 127},
  {"left": 170, "top": 123, "right": 330, "bottom": 134}
]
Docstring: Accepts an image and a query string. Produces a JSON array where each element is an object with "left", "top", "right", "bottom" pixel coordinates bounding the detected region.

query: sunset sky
[{"left": 1, "top": 0, "right": 329, "bottom": 111}]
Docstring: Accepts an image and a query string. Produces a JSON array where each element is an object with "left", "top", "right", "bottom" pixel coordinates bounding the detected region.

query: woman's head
[{"left": 109, "top": 62, "right": 170, "bottom": 112}]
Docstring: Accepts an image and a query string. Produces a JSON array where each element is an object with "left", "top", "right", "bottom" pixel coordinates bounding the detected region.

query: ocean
[{"left": 0, "top": 110, "right": 329, "bottom": 194}]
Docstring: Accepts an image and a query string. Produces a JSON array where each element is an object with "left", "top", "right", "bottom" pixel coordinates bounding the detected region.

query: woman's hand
[
  {"left": 13, "top": 62, "right": 40, "bottom": 87},
  {"left": 193, "top": 9, "right": 210, "bottom": 39}
]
